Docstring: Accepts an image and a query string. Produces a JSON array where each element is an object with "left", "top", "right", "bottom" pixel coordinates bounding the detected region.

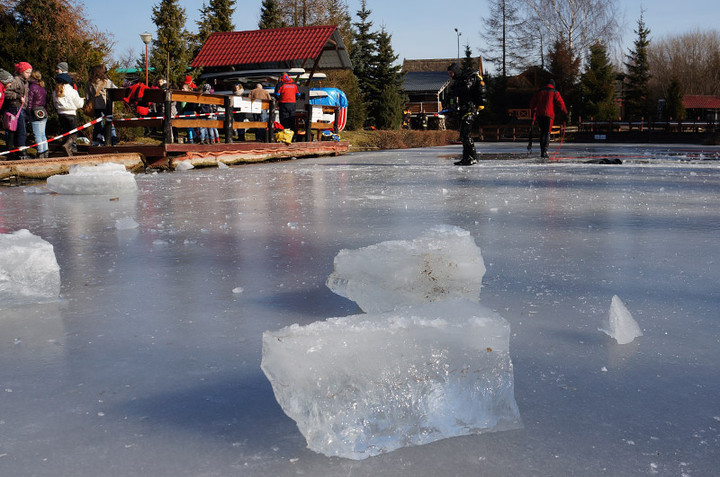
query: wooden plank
[
  {"left": 173, "top": 119, "right": 225, "bottom": 128},
  {"left": 235, "top": 121, "right": 267, "bottom": 129},
  {"left": 311, "top": 122, "right": 335, "bottom": 130},
  {"left": 171, "top": 91, "right": 225, "bottom": 106}
]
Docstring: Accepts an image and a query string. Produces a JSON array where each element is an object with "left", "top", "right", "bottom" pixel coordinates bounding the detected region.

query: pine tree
[
  {"left": 461, "top": 44, "right": 475, "bottom": 75},
  {"left": 366, "top": 27, "right": 404, "bottom": 129},
  {"left": 258, "top": 0, "right": 285, "bottom": 29},
  {"left": 664, "top": 77, "right": 685, "bottom": 120},
  {"left": 624, "top": 12, "right": 652, "bottom": 120},
  {"left": 150, "top": 0, "right": 194, "bottom": 88},
  {"left": 350, "top": 0, "right": 376, "bottom": 104},
  {"left": 548, "top": 39, "right": 580, "bottom": 119},
  {"left": 197, "top": 0, "right": 236, "bottom": 45},
  {"left": 579, "top": 42, "right": 617, "bottom": 121}
]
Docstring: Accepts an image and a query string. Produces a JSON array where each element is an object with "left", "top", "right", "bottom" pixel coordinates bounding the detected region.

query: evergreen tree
[
  {"left": 548, "top": 39, "right": 580, "bottom": 120},
  {"left": 480, "top": 0, "right": 527, "bottom": 77},
  {"left": 664, "top": 77, "right": 685, "bottom": 120},
  {"left": 461, "top": 44, "right": 475, "bottom": 75},
  {"left": 150, "top": 0, "right": 194, "bottom": 87},
  {"left": 350, "top": 0, "right": 376, "bottom": 103},
  {"left": 579, "top": 42, "right": 617, "bottom": 121},
  {"left": 258, "top": 0, "right": 285, "bottom": 29},
  {"left": 197, "top": 0, "right": 236, "bottom": 45},
  {"left": 366, "top": 27, "right": 404, "bottom": 129},
  {"left": 624, "top": 12, "right": 652, "bottom": 120}
]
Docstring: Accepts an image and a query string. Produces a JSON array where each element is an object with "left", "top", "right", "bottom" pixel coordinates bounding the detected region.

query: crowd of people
[
  {"left": 2, "top": 58, "right": 567, "bottom": 163},
  {"left": 0, "top": 60, "right": 300, "bottom": 160}
]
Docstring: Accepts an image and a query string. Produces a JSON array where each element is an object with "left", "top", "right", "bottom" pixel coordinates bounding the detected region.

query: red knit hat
[{"left": 15, "top": 62, "right": 32, "bottom": 74}]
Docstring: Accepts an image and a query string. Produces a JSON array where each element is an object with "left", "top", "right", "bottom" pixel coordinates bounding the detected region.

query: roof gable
[
  {"left": 683, "top": 95, "right": 720, "bottom": 109},
  {"left": 191, "top": 26, "right": 351, "bottom": 71},
  {"left": 403, "top": 71, "right": 451, "bottom": 93}
]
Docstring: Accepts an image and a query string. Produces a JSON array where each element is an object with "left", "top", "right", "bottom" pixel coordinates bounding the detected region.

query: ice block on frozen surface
[
  {"left": 46, "top": 163, "right": 137, "bottom": 195},
  {"left": 261, "top": 300, "right": 522, "bottom": 460},
  {"left": 0, "top": 229, "right": 60, "bottom": 308},
  {"left": 326, "top": 225, "right": 486, "bottom": 313},
  {"left": 599, "top": 295, "right": 643, "bottom": 344}
]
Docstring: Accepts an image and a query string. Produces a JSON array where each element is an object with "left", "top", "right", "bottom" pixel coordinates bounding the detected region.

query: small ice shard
[
  {"left": 115, "top": 217, "right": 139, "bottom": 230},
  {"left": 261, "top": 300, "right": 522, "bottom": 460},
  {"left": 232, "top": 286, "right": 244, "bottom": 294},
  {"left": 0, "top": 229, "right": 61, "bottom": 308},
  {"left": 174, "top": 160, "right": 194, "bottom": 171},
  {"left": 599, "top": 295, "right": 643, "bottom": 344},
  {"left": 46, "top": 163, "right": 137, "bottom": 195},
  {"left": 326, "top": 225, "right": 486, "bottom": 313}
]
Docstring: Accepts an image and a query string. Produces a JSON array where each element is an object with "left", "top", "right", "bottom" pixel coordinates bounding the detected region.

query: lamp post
[
  {"left": 140, "top": 32, "right": 152, "bottom": 85},
  {"left": 454, "top": 28, "right": 461, "bottom": 60}
]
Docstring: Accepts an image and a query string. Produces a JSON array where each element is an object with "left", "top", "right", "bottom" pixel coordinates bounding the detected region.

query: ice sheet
[
  {"left": 45, "top": 162, "right": 138, "bottom": 195},
  {"left": 0, "top": 142, "right": 719, "bottom": 476},
  {"left": 326, "top": 225, "right": 486, "bottom": 312},
  {"left": 262, "top": 300, "right": 521, "bottom": 459},
  {"left": 0, "top": 229, "right": 60, "bottom": 308}
]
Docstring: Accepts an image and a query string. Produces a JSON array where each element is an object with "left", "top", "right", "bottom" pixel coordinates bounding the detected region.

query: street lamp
[
  {"left": 140, "top": 32, "right": 152, "bottom": 85},
  {"left": 454, "top": 28, "right": 461, "bottom": 60}
]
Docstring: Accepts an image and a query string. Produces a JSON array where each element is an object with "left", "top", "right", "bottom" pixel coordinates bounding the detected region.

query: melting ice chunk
[
  {"left": 0, "top": 229, "right": 61, "bottom": 308},
  {"left": 46, "top": 163, "right": 137, "bottom": 195},
  {"left": 115, "top": 217, "right": 139, "bottom": 230},
  {"left": 261, "top": 300, "right": 522, "bottom": 460},
  {"left": 174, "top": 160, "right": 194, "bottom": 171},
  {"left": 599, "top": 295, "right": 643, "bottom": 344},
  {"left": 326, "top": 225, "right": 486, "bottom": 313}
]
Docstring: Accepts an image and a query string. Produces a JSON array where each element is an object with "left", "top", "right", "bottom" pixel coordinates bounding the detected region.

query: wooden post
[
  {"left": 163, "top": 89, "right": 173, "bottom": 144},
  {"left": 305, "top": 103, "right": 313, "bottom": 142},
  {"left": 267, "top": 100, "right": 275, "bottom": 143},
  {"left": 224, "top": 95, "right": 233, "bottom": 144},
  {"left": 104, "top": 100, "right": 113, "bottom": 146}
]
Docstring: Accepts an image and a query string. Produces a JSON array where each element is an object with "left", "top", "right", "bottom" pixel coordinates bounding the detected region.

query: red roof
[
  {"left": 191, "top": 26, "right": 341, "bottom": 68},
  {"left": 683, "top": 95, "right": 720, "bottom": 109}
]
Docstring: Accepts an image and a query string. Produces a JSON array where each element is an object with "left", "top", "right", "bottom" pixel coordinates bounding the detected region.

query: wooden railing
[{"left": 103, "top": 87, "right": 340, "bottom": 145}]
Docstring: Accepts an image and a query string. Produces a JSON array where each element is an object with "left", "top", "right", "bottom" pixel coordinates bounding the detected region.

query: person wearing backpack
[{"left": 446, "top": 62, "right": 486, "bottom": 166}]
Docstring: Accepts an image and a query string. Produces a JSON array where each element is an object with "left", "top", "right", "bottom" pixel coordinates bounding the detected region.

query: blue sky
[{"left": 85, "top": 0, "right": 718, "bottom": 66}]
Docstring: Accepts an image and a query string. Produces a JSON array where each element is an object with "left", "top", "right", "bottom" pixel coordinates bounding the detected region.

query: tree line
[
  {"left": 481, "top": 0, "right": 720, "bottom": 123},
  {"left": 3, "top": 0, "right": 717, "bottom": 132},
  {"left": 0, "top": 0, "right": 404, "bottom": 131}
]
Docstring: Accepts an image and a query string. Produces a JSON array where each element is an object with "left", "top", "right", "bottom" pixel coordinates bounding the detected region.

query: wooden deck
[{"left": 1, "top": 141, "right": 349, "bottom": 181}]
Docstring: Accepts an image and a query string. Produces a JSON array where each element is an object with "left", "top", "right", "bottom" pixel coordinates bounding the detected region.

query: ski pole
[{"left": 527, "top": 114, "right": 534, "bottom": 153}]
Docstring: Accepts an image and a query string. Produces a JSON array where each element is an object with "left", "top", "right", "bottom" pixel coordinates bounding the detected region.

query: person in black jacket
[{"left": 446, "top": 62, "right": 486, "bottom": 165}]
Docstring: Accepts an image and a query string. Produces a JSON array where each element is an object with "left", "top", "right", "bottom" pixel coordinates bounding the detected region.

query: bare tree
[
  {"left": 522, "top": 0, "right": 620, "bottom": 59},
  {"left": 648, "top": 28, "right": 720, "bottom": 98},
  {"left": 275, "top": 0, "right": 346, "bottom": 28}
]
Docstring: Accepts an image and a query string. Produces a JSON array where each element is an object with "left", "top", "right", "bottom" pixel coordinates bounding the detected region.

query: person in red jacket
[
  {"left": 529, "top": 79, "right": 568, "bottom": 158},
  {"left": 274, "top": 73, "right": 300, "bottom": 131}
]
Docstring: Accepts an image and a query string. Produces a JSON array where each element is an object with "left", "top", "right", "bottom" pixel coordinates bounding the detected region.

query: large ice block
[
  {"left": 0, "top": 229, "right": 61, "bottom": 308},
  {"left": 261, "top": 300, "right": 522, "bottom": 460},
  {"left": 46, "top": 163, "right": 137, "bottom": 195},
  {"left": 326, "top": 226, "right": 486, "bottom": 313}
]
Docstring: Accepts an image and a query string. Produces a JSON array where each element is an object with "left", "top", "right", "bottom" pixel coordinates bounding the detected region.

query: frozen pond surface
[{"left": 1, "top": 142, "right": 719, "bottom": 476}]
